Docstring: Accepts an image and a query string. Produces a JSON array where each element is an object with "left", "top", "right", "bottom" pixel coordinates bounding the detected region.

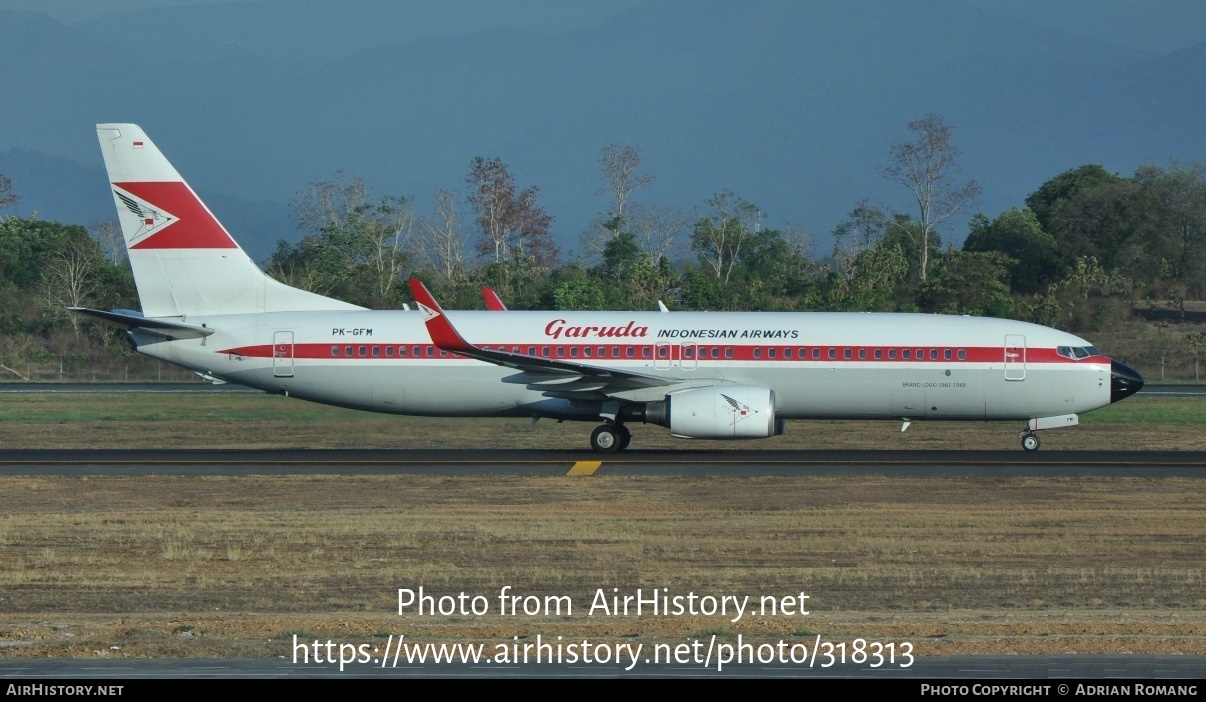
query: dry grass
[{"left": 0, "top": 475, "right": 1202, "bottom": 658}]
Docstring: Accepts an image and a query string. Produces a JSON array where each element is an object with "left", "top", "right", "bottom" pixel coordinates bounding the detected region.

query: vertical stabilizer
[{"left": 96, "top": 124, "right": 362, "bottom": 317}]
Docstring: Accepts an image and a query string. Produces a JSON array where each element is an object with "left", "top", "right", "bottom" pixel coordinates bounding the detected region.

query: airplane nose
[{"left": 1110, "top": 360, "right": 1144, "bottom": 403}]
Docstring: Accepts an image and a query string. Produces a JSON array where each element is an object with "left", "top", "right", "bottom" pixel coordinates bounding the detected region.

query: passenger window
[
  {"left": 944, "top": 349, "right": 952, "bottom": 361},
  {"left": 902, "top": 349, "right": 910, "bottom": 360},
  {"left": 359, "top": 346, "right": 367, "bottom": 357},
  {"left": 346, "top": 346, "right": 354, "bottom": 356},
  {"left": 542, "top": 346, "right": 550, "bottom": 357},
  {"left": 888, "top": 349, "right": 895, "bottom": 360},
  {"left": 657, "top": 346, "right": 667, "bottom": 359},
  {"left": 426, "top": 346, "right": 434, "bottom": 357},
  {"left": 958, "top": 349, "right": 966, "bottom": 360},
  {"left": 386, "top": 346, "right": 394, "bottom": 357},
  {"left": 784, "top": 348, "right": 792, "bottom": 359},
  {"left": 874, "top": 349, "right": 882, "bottom": 360},
  {"left": 754, "top": 348, "right": 762, "bottom": 359},
  {"left": 584, "top": 347, "right": 593, "bottom": 358},
  {"left": 828, "top": 348, "right": 836, "bottom": 360},
  {"left": 684, "top": 347, "right": 694, "bottom": 359},
  {"left": 844, "top": 348, "right": 852, "bottom": 360},
  {"left": 528, "top": 346, "right": 535, "bottom": 356},
  {"left": 571, "top": 347, "right": 579, "bottom": 358},
  {"left": 557, "top": 347, "right": 565, "bottom": 358},
  {"left": 372, "top": 346, "right": 380, "bottom": 357},
  {"left": 813, "top": 348, "right": 821, "bottom": 360},
  {"left": 398, "top": 346, "right": 407, "bottom": 357},
  {"left": 626, "top": 347, "right": 634, "bottom": 358},
  {"left": 331, "top": 346, "right": 339, "bottom": 357},
  {"left": 858, "top": 349, "right": 866, "bottom": 360},
  {"left": 723, "top": 348, "right": 731, "bottom": 359}
]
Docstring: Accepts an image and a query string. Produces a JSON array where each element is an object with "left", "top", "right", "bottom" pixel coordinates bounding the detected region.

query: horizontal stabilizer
[{"left": 69, "top": 307, "right": 214, "bottom": 339}]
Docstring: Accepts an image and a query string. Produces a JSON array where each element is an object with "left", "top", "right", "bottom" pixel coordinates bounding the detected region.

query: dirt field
[{"left": 0, "top": 393, "right": 1202, "bottom": 659}]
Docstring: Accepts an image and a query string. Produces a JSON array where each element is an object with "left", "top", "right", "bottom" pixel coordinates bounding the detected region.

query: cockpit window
[{"left": 1059, "top": 345, "right": 1102, "bottom": 360}]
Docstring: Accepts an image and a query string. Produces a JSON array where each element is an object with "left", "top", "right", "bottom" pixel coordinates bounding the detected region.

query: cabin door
[
  {"left": 273, "top": 331, "right": 295, "bottom": 378},
  {"left": 1004, "top": 334, "right": 1026, "bottom": 381}
]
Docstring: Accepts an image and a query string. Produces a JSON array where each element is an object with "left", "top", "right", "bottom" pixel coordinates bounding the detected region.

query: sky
[{"left": 2, "top": 0, "right": 1202, "bottom": 260}]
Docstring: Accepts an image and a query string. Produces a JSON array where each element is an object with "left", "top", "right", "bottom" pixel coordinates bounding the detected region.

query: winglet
[
  {"left": 482, "top": 286, "right": 508, "bottom": 311},
  {"left": 407, "top": 279, "right": 475, "bottom": 353}
]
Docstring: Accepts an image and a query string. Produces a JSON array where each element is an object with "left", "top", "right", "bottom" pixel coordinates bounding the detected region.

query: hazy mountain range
[{"left": 1, "top": 0, "right": 1203, "bottom": 262}]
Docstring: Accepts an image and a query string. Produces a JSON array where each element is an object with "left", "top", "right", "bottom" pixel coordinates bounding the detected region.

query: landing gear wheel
[
  {"left": 616, "top": 425, "right": 632, "bottom": 451},
  {"left": 591, "top": 424, "right": 621, "bottom": 453},
  {"left": 1021, "top": 432, "right": 1040, "bottom": 452}
]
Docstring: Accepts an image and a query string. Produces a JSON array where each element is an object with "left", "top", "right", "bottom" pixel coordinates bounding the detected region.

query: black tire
[
  {"left": 1021, "top": 433, "right": 1040, "bottom": 452},
  {"left": 591, "top": 425, "right": 620, "bottom": 453}
]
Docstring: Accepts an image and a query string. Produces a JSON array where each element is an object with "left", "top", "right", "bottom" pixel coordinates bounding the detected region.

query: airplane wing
[{"left": 408, "top": 279, "right": 679, "bottom": 389}]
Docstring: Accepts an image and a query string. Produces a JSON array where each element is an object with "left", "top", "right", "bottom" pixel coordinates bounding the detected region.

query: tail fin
[{"left": 96, "top": 124, "right": 361, "bottom": 317}]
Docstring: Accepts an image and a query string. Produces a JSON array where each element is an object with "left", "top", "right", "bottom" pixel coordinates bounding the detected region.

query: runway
[{"left": 1, "top": 448, "right": 1204, "bottom": 477}]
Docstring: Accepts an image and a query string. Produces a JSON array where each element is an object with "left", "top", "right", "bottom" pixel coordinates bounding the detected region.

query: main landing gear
[{"left": 590, "top": 423, "right": 632, "bottom": 453}]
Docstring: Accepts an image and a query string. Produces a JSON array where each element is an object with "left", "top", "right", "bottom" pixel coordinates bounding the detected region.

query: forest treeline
[{"left": 0, "top": 117, "right": 1203, "bottom": 381}]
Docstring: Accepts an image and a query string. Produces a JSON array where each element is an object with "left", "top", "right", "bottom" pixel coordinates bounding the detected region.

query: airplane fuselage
[{"left": 135, "top": 309, "right": 1112, "bottom": 423}]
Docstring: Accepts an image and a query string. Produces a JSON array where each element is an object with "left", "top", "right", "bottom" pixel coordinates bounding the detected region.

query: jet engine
[{"left": 636, "top": 385, "right": 783, "bottom": 439}]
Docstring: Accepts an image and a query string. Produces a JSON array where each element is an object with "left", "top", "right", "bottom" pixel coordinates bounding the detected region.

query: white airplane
[{"left": 77, "top": 124, "right": 1144, "bottom": 453}]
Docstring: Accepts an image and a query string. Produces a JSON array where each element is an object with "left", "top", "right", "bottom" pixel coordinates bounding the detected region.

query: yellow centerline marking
[{"left": 567, "top": 461, "right": 603, "bottom": 475}]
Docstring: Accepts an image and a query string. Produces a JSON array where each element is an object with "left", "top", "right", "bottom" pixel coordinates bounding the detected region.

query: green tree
[
  {"left": 602, "top": 230, "right": 642, "bottom": 282},
  {"left": 274, "top": 173, "right": 414, "bottom": 307},
  {"left": 1051, "top": 180, "right": 1149, "bottom": 275},
  {"left": 963, "top": 207, "right": 1062, "bottom": 294},
  {"left": 827, "top": 241, "right": 910, "bottom": 311},
  {"left": 1025, "top": 164, "right": 1123, "bottom": 235},
  {"left": 832, "top": 201, "right": 888, "bottom": 271},
  {"left": 1133, "top": 161, "right": 1206, "bottom": 295},
  {"left": 916, "top": 250, "right": 1014, "bottom": 317},
  {"left": 550, "top": 273, "right": 606, "bottom": 311}
]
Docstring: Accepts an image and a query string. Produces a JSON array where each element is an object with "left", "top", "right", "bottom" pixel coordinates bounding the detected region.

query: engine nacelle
[{"left": 661, "top": 385, "right": 782, "bottom": 439}]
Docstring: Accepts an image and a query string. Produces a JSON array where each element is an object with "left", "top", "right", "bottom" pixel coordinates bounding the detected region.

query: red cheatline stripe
[{"left": 218, "top": 343, "right": 1107, "bottom": 365}]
